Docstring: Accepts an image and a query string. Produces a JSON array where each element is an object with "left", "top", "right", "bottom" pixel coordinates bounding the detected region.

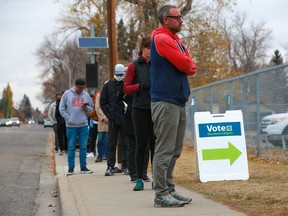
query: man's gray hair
[{"left": 158, "top": 5, "right": 177, "bottom": 24}]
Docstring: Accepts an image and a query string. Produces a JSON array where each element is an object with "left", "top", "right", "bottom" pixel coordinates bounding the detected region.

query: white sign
[{"left": 194, "top": 110, "right": 249, "bottom": 182}]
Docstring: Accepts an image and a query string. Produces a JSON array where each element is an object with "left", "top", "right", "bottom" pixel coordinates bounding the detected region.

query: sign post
[
  {"left": 194, "top": 110, "right": 249, "bottom": 182},
  {"left": 78, "top": 36, "right": 108, "bottom": 88}
]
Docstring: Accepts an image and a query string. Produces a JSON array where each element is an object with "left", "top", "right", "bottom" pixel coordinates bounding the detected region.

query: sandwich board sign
[{"left": 194, "top": 110, "right": 249, "bottom": 182}]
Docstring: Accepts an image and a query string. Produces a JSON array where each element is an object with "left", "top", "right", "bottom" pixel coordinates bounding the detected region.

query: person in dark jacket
[
  {"left": 55, "top": 92, "right": 68, "bottom": 155},
  {"left": 121, "top": 92, "right": 150, "bottom": 183},
  {"left": 100, "top": 64, "right": 129, "bottom": 176},
  {"left": 124, "top": 37, "right": 155, "bottom": 191}
]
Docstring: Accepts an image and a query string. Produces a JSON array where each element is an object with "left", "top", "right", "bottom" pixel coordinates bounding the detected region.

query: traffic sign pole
[{"left": 90, "top": 23, "right": 95, "bottom": 64}]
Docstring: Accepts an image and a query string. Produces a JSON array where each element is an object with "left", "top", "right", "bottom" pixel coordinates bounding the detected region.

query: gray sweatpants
[{"left": 151, "top": 101, "right": 186, "bottom": 198}]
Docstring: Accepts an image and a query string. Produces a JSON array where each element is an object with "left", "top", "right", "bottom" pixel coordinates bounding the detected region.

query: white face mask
[{"left": 114, "top": 75, "right": 124, "bottom": 81}]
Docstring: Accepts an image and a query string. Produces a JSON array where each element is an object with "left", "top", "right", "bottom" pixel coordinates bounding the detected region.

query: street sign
[
  {"left": 78, "top": 37, "right": 109, "bottom": 48},
  {"left": 194, "top": 110, "right": 249, "bottom": 182}
]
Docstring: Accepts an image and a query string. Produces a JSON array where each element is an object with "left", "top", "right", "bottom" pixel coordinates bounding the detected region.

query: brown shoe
[
  {"left": 102, "top": 156, "right": 107, "bottom": 160},
  {"left": 95, "top": 158, "right": 102, "bottom": 163}
]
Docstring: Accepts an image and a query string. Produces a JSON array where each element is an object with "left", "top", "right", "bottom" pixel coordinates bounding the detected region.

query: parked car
[
  {"left": 44, "top": 118, "right": 53, "bottom": 128},
  {"left": 261, "top": 113, "right": 288, "bottom": 145},
  {"left": 28, "top": 120, "right": 35, "bottom": 124},
  {"left": 0, "top": 118, "right": 12, "bottom": 127},
  {"left": 10, "top": 117, "right": 20, "bottom": 127}
]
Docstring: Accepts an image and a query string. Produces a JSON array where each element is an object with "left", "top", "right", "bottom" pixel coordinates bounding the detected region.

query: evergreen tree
[
  {"left": 270, "top": 50, "right": 284, "bottom": 65},
  {"left": 19, "top": 94, "right": 32, "bottom": 121},
  {"left": 117, "top": 18, "right": 130, "bottom": 61}
]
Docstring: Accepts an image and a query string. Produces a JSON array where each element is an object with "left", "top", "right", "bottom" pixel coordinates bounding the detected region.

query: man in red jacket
[{"left": 150, "top": 5, "right": 196, "bottom": 208}]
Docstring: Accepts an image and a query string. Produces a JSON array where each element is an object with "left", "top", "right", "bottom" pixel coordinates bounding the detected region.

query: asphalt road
[{"left": 0, "top": 124, "right": 59, "bottom": 216}]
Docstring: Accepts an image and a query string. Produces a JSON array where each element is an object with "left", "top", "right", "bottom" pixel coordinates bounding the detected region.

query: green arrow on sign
[{"left": 202, "top": 142, "right": 242, "bottom": 165}]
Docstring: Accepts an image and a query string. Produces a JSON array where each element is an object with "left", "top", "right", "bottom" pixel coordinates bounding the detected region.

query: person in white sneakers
[
  {"left": 59, "top": 78, "right": 94, "bottom": 176},
  {"left": 86, "top": 93, "right": 98, "bottom": 159}
]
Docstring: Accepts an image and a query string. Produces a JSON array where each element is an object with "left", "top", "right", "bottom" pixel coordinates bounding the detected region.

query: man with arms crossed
[{"left": 150, "top": 5, "right": 197, "bottom": 207}]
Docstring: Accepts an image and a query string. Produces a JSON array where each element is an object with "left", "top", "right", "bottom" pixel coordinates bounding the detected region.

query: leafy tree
[
  {"left": 48, "top": 0, "right": 273, "bottom": 97},
  {"left": 0, "top": 91, "right": 3, "bottom": 117},
  {"left": 270, "top": 50, "right": 283, "bottom": 66},
  {"left": 1, "top": 84, "right": 14, "bottom": 118},
  {"left": 57, "top": 0, "right": 109, "bottom": 77}
]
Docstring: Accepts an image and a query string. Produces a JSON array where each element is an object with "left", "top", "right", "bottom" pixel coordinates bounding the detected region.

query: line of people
[{"left": 50, "top": 4, "right": 196, "bottom": 208}]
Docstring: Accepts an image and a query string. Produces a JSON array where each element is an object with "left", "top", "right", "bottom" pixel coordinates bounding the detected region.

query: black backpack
[{"left": 55, "top": 101, "right": 65, "bottom": 125}]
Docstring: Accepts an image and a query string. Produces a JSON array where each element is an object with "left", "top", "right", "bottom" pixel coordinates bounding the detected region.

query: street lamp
[{"left": 55, "top": 59, "right": 72, "bottom": 88}]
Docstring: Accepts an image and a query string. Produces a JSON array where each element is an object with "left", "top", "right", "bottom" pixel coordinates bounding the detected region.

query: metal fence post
[{"left": 256, "top": 74, "right": 261, "bottom": 157}]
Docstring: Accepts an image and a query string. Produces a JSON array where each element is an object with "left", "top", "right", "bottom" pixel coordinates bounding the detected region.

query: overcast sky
[{"left": 0, "top": 0, "right": 287, "bottom": 113}]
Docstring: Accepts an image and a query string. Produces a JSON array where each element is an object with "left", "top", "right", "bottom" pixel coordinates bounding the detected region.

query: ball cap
[
  {"left": 114, "top": 64, "right": 125, "bottom": 75},
  {"left": 75, "top": 78, "right": 86, "bottom": 88}
]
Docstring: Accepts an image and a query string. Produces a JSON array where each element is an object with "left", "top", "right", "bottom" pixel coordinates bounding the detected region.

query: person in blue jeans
[
  {"left": 59, "top": 78, "right": 94, "bottom": 175},
  {"left": 95, "top": 132, "right": 108, "bottom": 161},
  {"left": 95, "top": 89, "right": 109, "bottom": 162}
]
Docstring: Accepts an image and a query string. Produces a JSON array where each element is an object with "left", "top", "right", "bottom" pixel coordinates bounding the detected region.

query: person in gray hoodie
[
  {"left": 48, "top": 93, "right": 60, "bottom": 152},
  {"left": 59, "top": 78, "right": 94, "bottom": 175}
]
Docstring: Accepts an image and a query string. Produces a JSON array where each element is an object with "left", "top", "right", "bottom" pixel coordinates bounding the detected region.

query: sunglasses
[{"left": 165, "top": 15, "right": 183, "bottom": 21}]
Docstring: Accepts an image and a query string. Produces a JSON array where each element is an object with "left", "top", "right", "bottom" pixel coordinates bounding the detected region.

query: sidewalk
[{"left": 55, "top": 152, "right": 246, "bottom": 216}]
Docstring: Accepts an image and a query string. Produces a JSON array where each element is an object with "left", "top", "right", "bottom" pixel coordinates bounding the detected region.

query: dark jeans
[
  {"left": 57, "top": 123, "right": 67, "bottom": 151},
  {"left": 132, "top": 108, "right": 155, "bottom": 179},
  {"left": 97, "top": 132, "right": 108, "bottom": 159},
  {"left": 107, "top": 121, "right": 127, "bottom": 168},
  {"left": 53, "top": 123, "right": 59, "bottom": 150}
]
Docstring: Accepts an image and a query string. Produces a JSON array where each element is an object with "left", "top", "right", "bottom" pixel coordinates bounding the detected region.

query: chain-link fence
[{"left": 185, "top": 63, "right": 288, "bottom": 157}]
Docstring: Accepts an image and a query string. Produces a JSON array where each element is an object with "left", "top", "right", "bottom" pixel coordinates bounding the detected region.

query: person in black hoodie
[
  {"left": 55, "top": 92, "right": 68, "bottom": 155},
  {"left": 100, "top": 64, "right": 128, "bottom": 176}
]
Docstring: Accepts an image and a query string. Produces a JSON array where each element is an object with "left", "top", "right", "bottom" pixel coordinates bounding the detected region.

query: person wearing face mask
[{"left": 100, "top": 64, "right": 129, "bottom": 176}]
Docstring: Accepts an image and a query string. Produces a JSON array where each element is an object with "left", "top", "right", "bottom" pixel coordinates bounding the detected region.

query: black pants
[
  {"left": 132, "top": 108, "right": 155, "bottom": 179},
  {"left": 107, "top": 121, "right": 127, "bottom": 168},
  {"left": 57, "top": 123, "right": 67, "bottom": 151},
  {"left": 88, "top": 123, "right": 98, "bottom": 154},
  {"left": 127, "top": 134, "right": 150, "bottom": 179}
]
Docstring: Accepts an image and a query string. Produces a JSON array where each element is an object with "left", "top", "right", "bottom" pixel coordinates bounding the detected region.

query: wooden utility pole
[{"left": 106, "top": 0, "right": 118, "bottom": 79}]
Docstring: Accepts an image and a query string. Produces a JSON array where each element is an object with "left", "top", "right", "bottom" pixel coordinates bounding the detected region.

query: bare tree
[
  {"left": 223, "top": 13, "right": 272, "bottom": 73},
  {"left": 35, "top": 35, "right": 89, "bottom": 108}
]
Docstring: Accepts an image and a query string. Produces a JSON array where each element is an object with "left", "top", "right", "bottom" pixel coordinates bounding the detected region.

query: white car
[
  {"left": 44, "top": 118, "right": 53, "bottom": 128},
  {"left": 261, "top": 113, "right": 288, "bottom": 145},
  {"left": 0, "top": 118, "right": 12, "bottom": 127},
  {"left": 10, "top": 117, "right": 20, "bottom": 127}
]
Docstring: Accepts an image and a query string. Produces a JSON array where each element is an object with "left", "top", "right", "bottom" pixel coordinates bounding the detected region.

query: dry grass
[{"left": 174, "top": 147, "right": 288, "bottom": 216}]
